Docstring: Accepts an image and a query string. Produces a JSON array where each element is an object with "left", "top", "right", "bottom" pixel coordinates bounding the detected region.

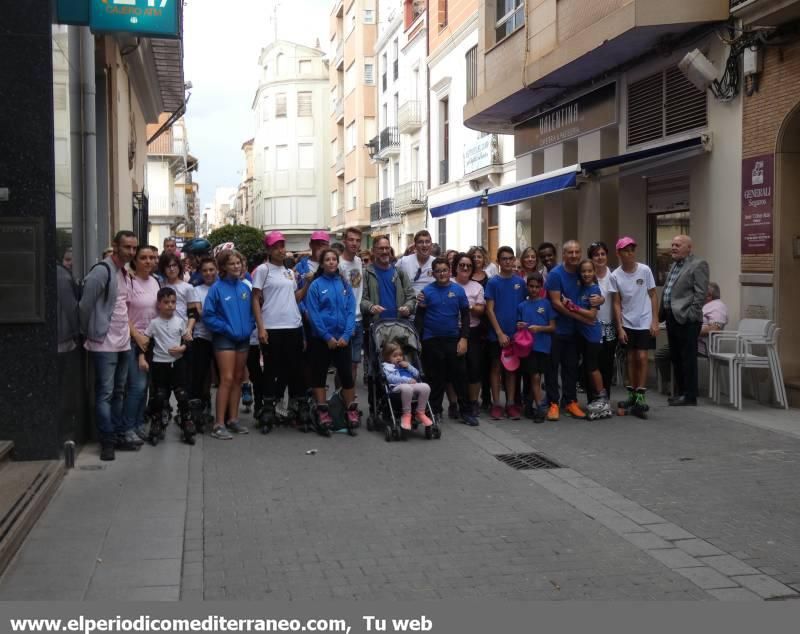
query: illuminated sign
[{"left": 90, "top": 0, "right": 180, "bottom": 39}]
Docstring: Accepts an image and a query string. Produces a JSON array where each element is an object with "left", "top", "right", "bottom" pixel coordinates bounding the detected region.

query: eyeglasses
[
  {"left": 434, "top": 268, "right": 450, "bottom": 275},
  {"left": 166, "top": 263, "right": 180, "bottom": 269},
  {"left": 499, "top": 256, "right": 515, "bottom": 262},
  {"left": 458, "top": 263, "right": 473, "bottom": 269}
]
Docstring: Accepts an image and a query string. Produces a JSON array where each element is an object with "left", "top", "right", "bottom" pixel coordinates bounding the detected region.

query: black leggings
[
  {"left": 247, "top": 344, "right": 264, "bottom": 408},
  {"left": 148, "top": 359, "right": 190, "bottom": 418},
  {"left": 261, "top": 328, "right": 305, "bottom": 401},
  {"left": 308, "top": 337, "right": 354, "bottom": 390},
  {"left": 422, "top": 337, "right": 467, "bottom": 415},
  {"left": 190, "top": 337, "right": 215, "bottom": 404}
]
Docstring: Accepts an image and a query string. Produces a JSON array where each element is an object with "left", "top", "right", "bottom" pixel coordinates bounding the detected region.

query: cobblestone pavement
[{"left": 1, "top": 382, "right": 798, "bottom": 602}]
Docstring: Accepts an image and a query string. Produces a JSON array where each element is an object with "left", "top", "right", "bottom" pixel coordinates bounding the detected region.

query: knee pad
[{"left": 174, "top": 387, "right": 189, "bottom": 403}]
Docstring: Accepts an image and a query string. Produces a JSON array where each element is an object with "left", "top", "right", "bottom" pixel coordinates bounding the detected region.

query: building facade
[
  {"left": 252, "top": 41, "right": 331, "bottom": 251},
  {"left": 329, "top": 0, "right": 378, "bottom": 238}
]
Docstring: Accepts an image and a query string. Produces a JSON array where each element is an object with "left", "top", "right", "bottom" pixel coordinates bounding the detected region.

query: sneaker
[
  {"left": 400, "top": 413, "right": 412, "bottom": 430},
  {"left": 210, "top": 426, "right": 233, "bottom": 440},
  {"left": 489, "top": 405, "right": 504, "bottom": 420},
  {"left": 100, "top": 444, "right": 115, "bottom": 461},
  {"left": 115, "top": 434, "right": 141, "bottom": 450},
  {"left": 124, "top": 429, "right": 144, "bottom": 446},
  {"left": 506, "top": 404, "right": 522, "bottom": 420},
  {"left": 461, "top": 412, "right": 479, "bottom": 427},
  {"left": 226, "top": 420, "right": 249, "bottom": 435},
  {"left": 447, "top": 403, "right": 459, "bottom": 420},
  {"left": 564, "top": 401, "right": 586, "bottom": 419},
  {"left": 415, "top": 411, "right": 433, "bottom": 427},
  {"left": 546, "top": 403, "right": 560, "bottom": 421},
  {"left": 133, "top": 425, "right": 148, "bottom": 441}
]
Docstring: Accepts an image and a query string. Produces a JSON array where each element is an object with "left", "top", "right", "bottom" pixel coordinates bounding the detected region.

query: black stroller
[{"left": 365, "top": 319, "right": 441, "bottom": 442}]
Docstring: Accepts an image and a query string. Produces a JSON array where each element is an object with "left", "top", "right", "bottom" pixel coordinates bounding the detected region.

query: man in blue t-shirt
[
  {"left": 544, "top": 240, "right": 601, "bottom": 421},
  {"left": 415, "top": 258, "right": 475, "bottom": 425},
  {"left": 361, "top": 236, "right": 415, "bottom": 322},
  {"left": 485, "top": 246, "right": 528, "bottom": 421}
]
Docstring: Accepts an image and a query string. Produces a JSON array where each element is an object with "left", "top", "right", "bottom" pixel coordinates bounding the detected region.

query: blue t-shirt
[
  {"left": 545, "top": 264, "right": 581, "bottom": 336},
  {"left": 517, "top": 298, "right": 556, "bottom": 354},
  {"left": 374, "top": 265, "right": 398, "bottom": 319},
  {"left": 577, "top": 283, "right": 602, "bottom": 343},
  {"left": 485, "top": 275, "right": 527, "bottom": 341},
  {"left": 420, "top": 282, "right": 468, "bottom": 340}
]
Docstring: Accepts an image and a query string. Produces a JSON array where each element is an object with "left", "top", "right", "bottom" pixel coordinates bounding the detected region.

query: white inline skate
[{"left": 586, "top": 392, "right": 613, "bottom": 420}]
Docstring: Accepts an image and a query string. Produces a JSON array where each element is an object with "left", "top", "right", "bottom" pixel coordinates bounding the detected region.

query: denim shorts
[
  {"left": 351, "top": 321, "right": 364, "bottom": 365},
  {"left": 212, "top": 333, "right": 250, "bottom": 353}
]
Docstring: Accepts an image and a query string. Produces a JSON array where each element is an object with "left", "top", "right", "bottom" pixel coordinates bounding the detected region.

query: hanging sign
[
  {"left": 89, "top": 0, "right": 180, "bottom": 39},
  {"left": 741, "top": 154, "right": 774, "bottom": 255}
]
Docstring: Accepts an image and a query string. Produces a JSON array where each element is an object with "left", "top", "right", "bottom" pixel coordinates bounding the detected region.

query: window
[
  {"left": 465, "top": 45, "right": 478, "bottom": 100},
  {"left": 438, "top": 0, "right": 448, "bottom": 29},
  {"left": 346, "top": 122, "right": 356, "bottom": 152},
  {"left": 381, "top": 53, "right": 388, "bottom": 92},
  {"left": 331, "top": 139, "right": 338, "bottom": 163},
  {"left": 275, "top": 93, "right": 287, "bottom": 117},
  {"left": 331, "top": 190, "right": 338, "bottom": 215},
  {"left": 298, "top": 144, "right": 314, "bottom": 169},
  {"left": 346, "top": 179, "right": 357, "bottom": 210},
  {"left": 439, "top": 97, "right": 449, "bottom": 185},
  {"left": 495, "top": 0, "right": 524, "bottom": 43},
  {"left": 363, "top": 9, "right": 375, "bottom": 23},
  {"left": 297, "top": 91, "right": 312, "bottom": 117},
  {"left": 364, "top": 63, "right": 374, "bottom": 84},
  {"left": 346, "top": 5, "right": 356, "bottom": 36},
  {"left": 648, "top": 211, "right": 691, "bottom": 285},
  {"left": 276, "top": 145, "right": 289, "bottom": 170},
  {"left": 299, "top": 60, "right": 312, "bottom": 74},
  {"left": 276, "top": 53, "right": 285, "bottom": 75},
  {"left": 345, "top": 62, "right": 355, "bottom": 95}
]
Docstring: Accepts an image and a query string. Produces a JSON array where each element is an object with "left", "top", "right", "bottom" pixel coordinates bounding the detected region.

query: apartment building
[
  {"left": 252, "top": 41, "right": 330, "bottom": 250},
  {"left": 329, "top": 0, "right": 378, "bottom": 238},
  {"left": 426, "top": 0, "right": 516, "bottom": 254},
  {"left": 235, "top": 139, "right": 256, "bottom": 227}
]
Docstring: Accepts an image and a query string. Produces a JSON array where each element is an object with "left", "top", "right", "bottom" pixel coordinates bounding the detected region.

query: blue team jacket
[
  {"left": 305, "top": 273, "right": 356, "bottom": 342},
  {"left": 202, "top": 276, "right": 254, "bottom": 341}
]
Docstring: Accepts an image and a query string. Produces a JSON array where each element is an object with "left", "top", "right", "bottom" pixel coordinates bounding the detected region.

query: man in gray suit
[{"left": 659, "top": 235, "right": 709, "bottom": 406}]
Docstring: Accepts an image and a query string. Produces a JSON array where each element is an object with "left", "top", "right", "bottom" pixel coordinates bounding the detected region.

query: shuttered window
[
  {"left": 627, "top": 66, "right": 707, "bottom": 147},
  {"left": 297, "top": 91, "right": 312, "bottom": 117},
  {"left": 275, "top": 93, "right": 287, "bottom": 117}
]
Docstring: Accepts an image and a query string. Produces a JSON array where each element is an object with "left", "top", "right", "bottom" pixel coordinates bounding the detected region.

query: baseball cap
[
  {"left": 264, "top": 231, "right": 286, "bottom": 247},
  {"left": 310, "top": 230, "right": 330, "bottom": 243},
  {"left": 615, "top": 236, "right": 637, "bottom": 251},
  {"left": 512, "top": 329, "right": 533, "bottom": 359},
  {"left": 500, "top": 346, "right": 520, "bottom": 372}
]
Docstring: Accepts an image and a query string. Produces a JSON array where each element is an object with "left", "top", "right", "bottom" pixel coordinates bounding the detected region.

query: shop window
[{"left": 647, "top": 210, "right": 690, "bottom": 286}]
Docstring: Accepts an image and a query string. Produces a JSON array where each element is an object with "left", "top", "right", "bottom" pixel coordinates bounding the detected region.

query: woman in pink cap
[{"left": 251, "top": 231, "right": 310, "bottom": 431}]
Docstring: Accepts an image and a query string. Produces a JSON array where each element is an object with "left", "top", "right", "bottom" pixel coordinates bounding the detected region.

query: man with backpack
[{"left": 78, "top": 230, "right": 139, "bottom": 461}]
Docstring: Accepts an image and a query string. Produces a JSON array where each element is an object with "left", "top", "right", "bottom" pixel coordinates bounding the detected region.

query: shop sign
[
  {"left": 90, "top": 0, "right": 180, "bottom": 38},
  {"left": 463, "top": 134, "right": 500, "bottom": 176},
  {"left": 741, "top": 154, "right": 773, "bottom": 255},
  {"left": 514, "top": 83, "right": 617, "bottom": 156}
]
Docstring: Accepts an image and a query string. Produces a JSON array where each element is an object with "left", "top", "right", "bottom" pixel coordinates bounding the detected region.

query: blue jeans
[
  {"left": 90, "top": 350, "right": 129, "bottom": 443},
  {"left": 123, "top": 346, "right": 149, "bottom": 431}
]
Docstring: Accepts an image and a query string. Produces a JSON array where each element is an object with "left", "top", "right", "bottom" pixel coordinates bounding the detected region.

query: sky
[{"left": 183, "top": 0, "right": 330, "bottom": 210}]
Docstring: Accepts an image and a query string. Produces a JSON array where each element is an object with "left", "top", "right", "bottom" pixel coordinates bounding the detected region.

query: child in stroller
[{"left": 382, "top": 342, "right": 433, "bottom": 431}]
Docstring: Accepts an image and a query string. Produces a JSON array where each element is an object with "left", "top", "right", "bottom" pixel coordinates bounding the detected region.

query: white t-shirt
[
  {"left": 609, "top": 263, "right": 656, "bottom": 330},
  {"left": 166, "top": 280, "right": 193, "bottom": 320},
  {"left": 145, "top": 314, "right": 186, "bottom": 363},
  {"left": 596, "top": 268, "right": 614, "bottom": 325},
  {"left": 397, "top": 254, "right": 435, "bottom": 293},
  {"left": 252, "top": 261, "right": 302, "bottom": 330},
  {"left": 190, "top": 284, "right": 212, "bottom": 341},
  {"left": 338, "top": 256, "right": 363, "bottom": 322}
]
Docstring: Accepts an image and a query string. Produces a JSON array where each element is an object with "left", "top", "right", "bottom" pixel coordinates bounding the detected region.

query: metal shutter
[
  {"left": 665, "top": 66, "right": 707, "bottom": 136},
  {"left": 627, "top": 72, "right": 663, "bottom": 146}
]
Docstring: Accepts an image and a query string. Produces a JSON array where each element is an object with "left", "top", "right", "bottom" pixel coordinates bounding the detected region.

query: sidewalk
[{"left": 0, "top": 386, "right": 797, "bottom": 601}]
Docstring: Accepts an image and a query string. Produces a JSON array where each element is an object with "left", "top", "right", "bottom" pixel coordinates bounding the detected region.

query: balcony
[
  {"left": 335, "top": 153, "right": 345, "bottom": 175},
  {"left": 377, "top": 126, "right": 400, "bottom": 158},
  {"left": 370, "top": 198, "right": 399, "bottom": 224},
  {"left": 464, "top": 0, "right": 730, "bottom": 132},
  {"left": 398, "top": 100, "right": 422, "bottom": 134},
  {"left": 439, "top": 158, "right": 449, "bottom": 185},
  {"left": 395, "top": 181, "right": 427, "bottom": 213},
  {"left": 335, "top": 40, "right": 344, "bottom": 69},
  {"left": 334, "top": 96, "right": 344, "bottom": 122},
  {"left": 730, "top": 0, "right": 800, "bottom": 24}
]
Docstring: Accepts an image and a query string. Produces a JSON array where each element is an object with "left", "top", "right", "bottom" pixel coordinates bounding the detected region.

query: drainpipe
[
  {"left": 68, "top": 26, "right": 84, "bottom": 279},
  {"left": 425, "top": 0, "right": 431, "bottom": 230},
  {"left": 81, "top": 27, "right": 98, "bottom": 266}
]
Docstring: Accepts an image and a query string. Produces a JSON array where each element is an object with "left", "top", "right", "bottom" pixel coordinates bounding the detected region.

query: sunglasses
[{"left": 458, "top": 262, "right": 473, "bottom": 269}]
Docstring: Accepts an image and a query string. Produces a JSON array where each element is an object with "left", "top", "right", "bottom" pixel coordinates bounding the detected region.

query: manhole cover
[
  {"left": 78, "top": 465, "right": 106, "bottom": 471},
  {"left": 495, "top": 452, "right": 564, "bottom": 470}
]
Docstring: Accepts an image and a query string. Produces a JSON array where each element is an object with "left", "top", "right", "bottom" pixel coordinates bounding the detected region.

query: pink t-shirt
[
  {"left": 127, "top": 275, "right": 160, "bottom": 333},
  {"left": 84, "top": 269, "right": 131, "bottom": 353},
  {"left": 454, "top": 278, "right": 486, "bottom": 328}
]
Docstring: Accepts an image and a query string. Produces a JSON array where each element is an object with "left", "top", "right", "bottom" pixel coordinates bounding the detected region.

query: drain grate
[
  {"left": 495, "top": 452, "right": 564, "bottom": 470},
  {"left": 78, "top": 465, "right": 106, "bottom": 471}
]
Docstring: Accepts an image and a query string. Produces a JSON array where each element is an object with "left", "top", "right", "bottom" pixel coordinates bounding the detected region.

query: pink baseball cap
[
  {"left": 512, "top": 329, "right": 533, "bottom": 359},
  {"left": 310, "top": 230, "right": 330, "bottom": 243},
  {"left": 500, "top": 346, "right": 520, "bottom": 372},
  {"left": 264, "top": 231, "right": 286, "bottom": 247},
  {"left": 616, "top": 236, "right": 637, "bottom": 251}
]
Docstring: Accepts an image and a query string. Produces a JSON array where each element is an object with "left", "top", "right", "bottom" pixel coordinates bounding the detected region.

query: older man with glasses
[{"left": 397, "top": 229, "right": 436, "bottom": 294}]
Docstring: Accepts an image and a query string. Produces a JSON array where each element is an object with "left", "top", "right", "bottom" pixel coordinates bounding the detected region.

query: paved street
[{"left": 1, "top": 381, "right": 799, "bottom": 602}]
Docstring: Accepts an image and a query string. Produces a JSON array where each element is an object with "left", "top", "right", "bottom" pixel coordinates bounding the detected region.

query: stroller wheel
[
  {"left": 424, "top": 426, "right": 433, "bottom": 440},
  {"left": 433, "top": 426, "right": 442, "bottom": 439},
  {"left": 384, "top": 426, "right": 392, "bottom": 442},
  {"left": 366, "top": 416, "right": 374, "bottom": 432},
  {"left": 392, "top": 427, "right": 401, "bottom": 441}
]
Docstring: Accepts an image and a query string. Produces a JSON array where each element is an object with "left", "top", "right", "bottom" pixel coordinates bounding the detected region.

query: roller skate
[
  {"left": 616, "top": 386, "right": 636, "bottom": 417},
  {"left": 241, "top": 382, "right": 254, "bottom": 413},
  {"left": 630, "top": 388, "right": 649, "bottom": 420},
  {"left": 313, "top": 404, "right": 333, "bottom": 437},
  {"left": 586, "top": 391, "right": 613, "bottom": 420},
  {"left": 147, "top": 410, "right": 167, "bottom": 446},
  {"left": 345, "top": 403, "right": 360, "bottom": 436},
  {"left": 182, "top": 399, "right": 203, "bottom": 445},
  {"left": 255, "top": 398, "right": 277, "bottom": 435}
]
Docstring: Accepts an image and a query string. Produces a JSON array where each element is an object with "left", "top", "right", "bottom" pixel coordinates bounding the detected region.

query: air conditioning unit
[{"left": 678, "top": 49, "right": 718, "bottom": 92}]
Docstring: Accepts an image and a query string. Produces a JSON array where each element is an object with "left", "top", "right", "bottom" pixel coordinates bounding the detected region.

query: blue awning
[
  {"left": 430, "top": 193, "right": 486, "bottom": 219},
  {"left": 486, "top": 166, "right": 579, "bottom": 206}
]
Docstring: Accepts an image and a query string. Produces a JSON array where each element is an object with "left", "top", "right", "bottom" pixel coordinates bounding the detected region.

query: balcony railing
[
  {"left": 370, "top": 198, "right": 399, "bottom": 224},
  {"left": 398, "top": 100, "right": 422, "bottom": 133},
  {"left": 381, "top": 197, "right": 396, "bottom": 221},
  {"left": 439, "top": 158, "right": 449, "bottom": 185},
  {"left": 377, "top": 126, "right": 400, "bottom": 158},
  {"left": 395, "top": 181, "right": 427, "bottom": 213},
  {"left": 334, "top": 96, "right": 344, "bottom": 121},
  {"left": 393, "top": 59, "right": 398, "bottom": 81},
  {"left": 370, "top": 201, "right": 381, "bottom": 223}
]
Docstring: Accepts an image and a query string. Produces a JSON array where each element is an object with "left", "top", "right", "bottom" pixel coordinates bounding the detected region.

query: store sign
[
  {"left": 514, "top": 83, "right": 617, "bottom": 156},
  {"left": 741, "top": 154, "right": 774, "bottom": 255},
  {"left": 463, "top": 134, "right": 500, "bottom": 176},
  {"left": 57, "top": 0, "right": 180, "bottom": 37}
]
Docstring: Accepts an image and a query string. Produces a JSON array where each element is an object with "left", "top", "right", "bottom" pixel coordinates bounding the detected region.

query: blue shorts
[
  {"left": 351, "top": 321, "right": 364, "bottom": 365},
  {"left": 212, "top": 333, "right": 250, "bottom": 353}
]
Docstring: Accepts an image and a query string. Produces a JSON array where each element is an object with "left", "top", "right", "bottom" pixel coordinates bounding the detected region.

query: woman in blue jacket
[
  {"left": 203, "top": 249, "right": 255, "bottom": 439},
  {"left": 305, "top": 248, "right": 359, "bottom": 429}
]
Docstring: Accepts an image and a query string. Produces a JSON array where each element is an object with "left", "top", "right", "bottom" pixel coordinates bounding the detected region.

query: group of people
[{"left": 75, "top": 223, "right": 714, "bottom": 460}]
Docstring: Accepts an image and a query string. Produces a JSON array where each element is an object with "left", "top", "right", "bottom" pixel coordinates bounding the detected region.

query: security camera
[{"left": 678, "top": 49, "right": 718, "bottom": 92}]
